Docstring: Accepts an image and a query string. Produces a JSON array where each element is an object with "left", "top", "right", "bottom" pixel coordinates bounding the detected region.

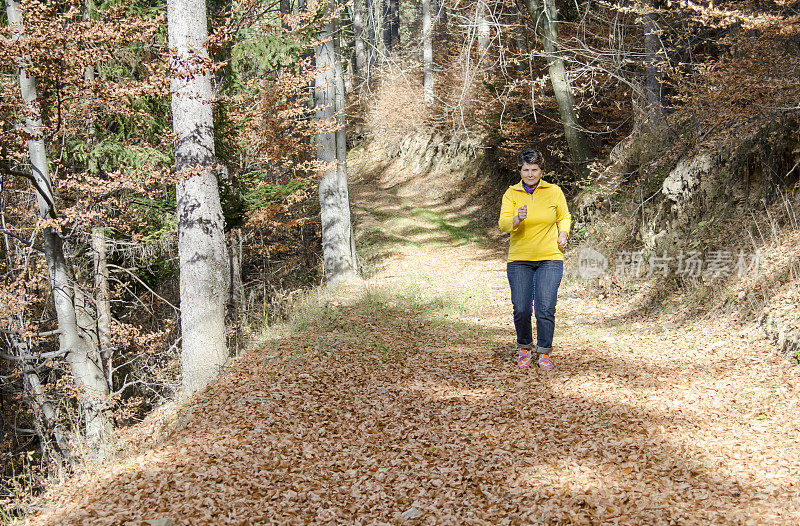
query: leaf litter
[{"left": 29, "top": 182, "right": 800, "bottom": 525}]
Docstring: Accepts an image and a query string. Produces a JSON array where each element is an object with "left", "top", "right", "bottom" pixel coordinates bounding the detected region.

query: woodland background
[{"left": 1, "top": 0, "right": 799, "bottom": 519}]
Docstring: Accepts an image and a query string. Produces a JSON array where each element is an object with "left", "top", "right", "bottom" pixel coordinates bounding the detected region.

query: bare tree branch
[{"left": 0, "top": 161, "right": 57, "bottom": 218}]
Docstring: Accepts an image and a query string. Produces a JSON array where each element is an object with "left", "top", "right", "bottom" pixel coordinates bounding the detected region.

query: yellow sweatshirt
[{"left": 498, "top": 180, "right": 571, "bottom": 262}]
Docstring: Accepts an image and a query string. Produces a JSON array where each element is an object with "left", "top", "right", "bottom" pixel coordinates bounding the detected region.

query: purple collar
[{"left": 522, "top": 181, "right": 539, "bottom": 194}]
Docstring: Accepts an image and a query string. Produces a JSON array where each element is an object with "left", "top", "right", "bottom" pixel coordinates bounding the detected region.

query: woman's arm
[
  {"left": 498, "top": 191, "right": 521, "bottom": 233},
  {"left": 555, "top": 187, "right": 571, "bottom": 249},
  {"left": 512, "top": 211, "right": 523, "bottom": 229},
  {"left": 555, "top": 187, "right": 571, "bottom": 235}
]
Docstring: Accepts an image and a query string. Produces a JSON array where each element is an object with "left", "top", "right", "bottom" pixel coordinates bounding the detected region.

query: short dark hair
[{"left": 518, "top": 148, "right": 544, "bottom": 168}]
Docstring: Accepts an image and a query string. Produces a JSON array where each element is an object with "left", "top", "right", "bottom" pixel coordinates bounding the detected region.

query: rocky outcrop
[
  {"left": 661, "top": 153, "right": 714, "bottom": 204},
  {"left": 642, "top": 151, "right": 719, "bottom": 254},
  {"left": 386, "top": 133, "right": 479, "bottom": 178},
  {"left": 575, "top": 116, "right": 800, "bottom": 359}
]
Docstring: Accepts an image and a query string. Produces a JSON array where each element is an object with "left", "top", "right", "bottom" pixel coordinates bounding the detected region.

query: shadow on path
[{"left": 36, "top": 287, "right": 783, "bottom": 525}]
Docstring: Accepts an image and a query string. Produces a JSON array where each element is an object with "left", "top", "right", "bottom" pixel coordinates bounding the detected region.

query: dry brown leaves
[{"left": 29, "top": 168, "right": 800, "bottom": 525}]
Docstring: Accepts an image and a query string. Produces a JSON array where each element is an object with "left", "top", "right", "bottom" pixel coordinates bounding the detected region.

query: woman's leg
[
  {"left": 532, "top": 260, "right": 563, "bottom": 355},
  {"left": 506, "top": 261, "right": 535, "bottom": 349}
]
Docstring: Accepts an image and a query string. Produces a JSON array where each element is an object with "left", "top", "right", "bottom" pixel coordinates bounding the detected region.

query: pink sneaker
[
  {"left": 517, "top": 350, "right": 532, "bottom": 367},
  {"left": 537, "top": 354, "right": 554, "bottom": 370}
]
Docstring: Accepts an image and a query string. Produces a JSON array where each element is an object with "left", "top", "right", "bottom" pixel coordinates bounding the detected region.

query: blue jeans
[{"left": 507, "top": 260, "right": 563, "bottom": 354}]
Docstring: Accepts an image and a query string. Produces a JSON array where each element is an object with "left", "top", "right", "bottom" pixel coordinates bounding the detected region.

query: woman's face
[{"left": 520, "top": 162, "right": 542, "bottom": 187}]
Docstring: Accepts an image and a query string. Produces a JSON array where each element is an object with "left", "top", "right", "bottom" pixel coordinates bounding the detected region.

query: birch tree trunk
[
  {"left": 167, "top": 0, "right": 231, "bottom": 396},
  {"left": 5, "top": 0, "right": 110, "bottom": 453},
  {"left": 316, "top": 4, "right": 359, "bottom": 284},
  {"left": 422, "top": 0, "right": 434, "bottom": 104},
  {"left": 523, "top": 0, "right": 590, "bottom": 177}
]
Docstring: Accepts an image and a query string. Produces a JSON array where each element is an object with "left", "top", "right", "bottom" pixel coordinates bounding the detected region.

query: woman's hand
[
  {"left": 516, "top": 205, "right": 527, "bottom": 222},
  {"left": 557, "top": 231, "right": 568, "bottom": 250},
  {"left": 512, "top": 205, "right": 527, "bottom": 228}
]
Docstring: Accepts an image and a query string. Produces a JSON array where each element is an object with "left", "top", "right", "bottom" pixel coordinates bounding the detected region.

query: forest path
[
  {"left": 33, "top": 168, "right": 800, "bottom": 524},
  {"left": 345, "top": 167, "right": 800, "bottom": 523}
]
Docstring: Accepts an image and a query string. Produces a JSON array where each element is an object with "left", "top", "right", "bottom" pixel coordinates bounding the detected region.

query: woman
[{"left": 498, "top": 149, "right": 570, "bottom": 369}]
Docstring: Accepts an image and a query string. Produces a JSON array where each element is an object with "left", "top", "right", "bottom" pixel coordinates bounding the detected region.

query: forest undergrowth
[{"left": 17, "top": 147, "right": 800, "bottom": 525}]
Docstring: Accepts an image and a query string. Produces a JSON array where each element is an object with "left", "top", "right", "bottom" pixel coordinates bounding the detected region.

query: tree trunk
[
  {"left": 315, "top": 4, "right": 359, "bottom": 284},
  {"left": 92, "top": 227, "right": 112, "bottom": 386},
  {"left": 280, "top": 0, "right": 291, "bottom": 30},
  {"left": 523, "top": 0, "right": 590, "bottom": 177},
  {"left": 353, "top": 0, "right": 367, "bottom": 81},
  {"left": 382, "top": 0, "right": 392, "bottom": 52},
  {"left": 477, "top": 0, "right": 490, "bottom": 52},
  {"left": 10, "top": 331, "right": 70, "bottom": 462},
  {"left": 167, "top": 0, "right": 231, "bottom": 396},
  {"left": 370, "top": 0, "right": 383, "bottom": 65},
  {"left": 5, "top": 0, "right": 110, "bottom": 454},
  {"left": 342, "top": 18, "right": 354, "bottom": 93},
  {"left": 422, "top": 0, "right": 434, "bottom": 104},
  {"left": 228, "top": 228, "right": 243, "bottom": 312},
  {"left": 643, "top": 3, "right": 663, "bottom": 125},
  {"left": 84, "top": 0, "right": 96, "bottom": 145},
  {"left": 389, "top": 0, "right": 399, "bottom": 49}
]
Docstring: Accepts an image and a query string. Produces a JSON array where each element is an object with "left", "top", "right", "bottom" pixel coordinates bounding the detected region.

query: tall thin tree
[
  {"left": 643, "top": 0, "right": 664, "bottom": 125},
  {"left": 422, "top": 0, "right": 434, "bottom": 104},
  {"left": 389, "top": 0, "right": 399, "bottom": 48},
  {"left": 523, "top": 0, "right": 591, "bottom": 177},
  {"left": 353, "top": 0, "right": 367, "bottom": 81},
  {"left": 371, "top": 0, "right": 385, "bottom": 64},
  {"left": 4, "top": 0, "right": 110, "bottom": 453},
  {"left": 477, "top": 0, "right": 490, "bottom": 52},
  {"left": 167, "top": 0, "right": 231, "bottom": 395},
  {"left": 382, "top": 0, "right": 392, "bottom": 51},
  {"left": 315, "top": 1, "right": 359, "bottom": 283}
]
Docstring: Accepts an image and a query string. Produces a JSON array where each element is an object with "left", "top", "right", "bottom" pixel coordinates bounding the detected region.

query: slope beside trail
[{"left": 31, "top": 167, "right": 800, "bottom": 525}]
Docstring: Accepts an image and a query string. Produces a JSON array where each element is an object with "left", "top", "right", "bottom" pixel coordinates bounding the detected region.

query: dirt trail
[{"left": 32, "top": 168, "right": 800, "bottom": 525}]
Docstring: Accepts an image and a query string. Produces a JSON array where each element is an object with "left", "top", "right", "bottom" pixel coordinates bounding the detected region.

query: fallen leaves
[{"left": 27, "top": 179, "right": 800, "bottom": 525}]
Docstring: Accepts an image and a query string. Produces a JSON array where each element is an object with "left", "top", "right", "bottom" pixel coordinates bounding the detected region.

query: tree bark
[
  {"left": 382, "top": 0, "right": 392, "bottom": 52},
  {"left": 477, "top": 0, "right": 490, "bottom": 52},
  {"left": 370, "top": 0, "right": 384, "bottom": 65},
  {"left": 84, "top": 0, "right": 96, "bottom": 145},
  {"left": 389, "top": 0, "right": 399, "bottom": 49},
  {"left": 342, "top": 14, "right": 354, "bottom": 93},
  {"left": 643, "top": 2, "right": 663, "bottom": 125},
  {"left": 228, "top": 228, "right": 243, "bottom": 312},
  {"left": 280, "top": 0, "right": 291, "bottom": 31},
  {"left": 5, "top": 0, "right": 110, "bottom": 453},
  {"left": 10, "top": 331, "right": 70, "bottom": 462},
  {"left": 353, "top": 0, "right": 367, "bottom": 81},
  {"left": 92, "top": 227, "right": 112, "bottom": 385},
  {"left": 315, "top": 4, "right": 359, "bottom": 284},
  {"left": 167, "top": 0, "right": 231, "bottom": 395},
  {"left": 422, "top": 0, "right": 434, "bottom": 104},
  {"left": 523, "top": 0, "right": 591, "bottom": 177}
]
